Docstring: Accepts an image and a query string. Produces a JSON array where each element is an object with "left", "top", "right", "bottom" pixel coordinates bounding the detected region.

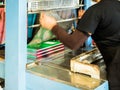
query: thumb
[{"left": 40, "top": 12, "right": 46, "bottom": 19}]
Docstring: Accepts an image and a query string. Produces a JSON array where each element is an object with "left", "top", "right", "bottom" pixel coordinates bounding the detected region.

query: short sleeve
[{"left": 76, "top": 5, "right": 101, "bottom": 34}]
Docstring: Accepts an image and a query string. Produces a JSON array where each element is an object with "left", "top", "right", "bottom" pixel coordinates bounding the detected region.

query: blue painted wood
[
  {"left": 26, "top": 72, "right": 80, "bottom": 90},
  {"left": 5, "top": 0, "right": 27, "bottom": 90},
  {"left": 95, "top": 81, "right": 109, "bottom": 90},
  {"left": 0, "top": 60, "right": 109, "bottom": 90},
  {"left": 26, "top": 72, "right": 109, "bottom": 90}
]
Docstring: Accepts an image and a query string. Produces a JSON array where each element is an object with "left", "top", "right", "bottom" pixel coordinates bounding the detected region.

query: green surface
[{"left": 27, "top": 40, "right": 62, "bottom": 52}]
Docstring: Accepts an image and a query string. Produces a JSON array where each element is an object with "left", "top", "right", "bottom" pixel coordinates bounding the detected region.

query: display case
[{"left": 26, "top": 49, "right": 108, "bottom": 90}]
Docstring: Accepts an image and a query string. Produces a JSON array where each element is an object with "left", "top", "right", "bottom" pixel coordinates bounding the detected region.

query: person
[{"left": 40, "top": 0, "right": 120, "bottom": 90}]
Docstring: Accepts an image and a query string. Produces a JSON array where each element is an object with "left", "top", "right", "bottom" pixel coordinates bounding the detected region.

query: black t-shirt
[{"left": 77, "top": 0, "right": 120, "bottom": 47}]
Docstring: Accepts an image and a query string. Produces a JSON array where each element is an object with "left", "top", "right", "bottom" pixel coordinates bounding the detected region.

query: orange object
[
  {"left": 92, "top": 0, "right": 100, "bottom": 2},
  {"left": 78, "top": 9, "right": 85, "bottom": 19},
  {"left": 0, "top": 7, "right": 5, "bottom": 44}
]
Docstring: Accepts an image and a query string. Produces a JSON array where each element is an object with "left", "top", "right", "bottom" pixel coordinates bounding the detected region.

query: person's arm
[
  {"left": 40, "top": 12, "right": 89, "bottom": 50},
  {"left": 52, "top": 25, "right": 88, "bottom": 50}
]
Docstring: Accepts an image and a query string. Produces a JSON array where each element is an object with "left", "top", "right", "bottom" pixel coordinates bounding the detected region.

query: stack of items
[
  {"left": 27, "top": 40, "right": 65, "bottom": 60},
  {"left": 0, "top": 45, "right": 4, "bottom": 61}
]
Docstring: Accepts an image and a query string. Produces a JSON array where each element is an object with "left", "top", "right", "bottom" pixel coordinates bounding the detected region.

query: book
[
  {"left": 27, "top": 40, "right": 65, "bottom": 60},
  {"left": 27, "top": 40, "right": 63, "bottom": 53}
]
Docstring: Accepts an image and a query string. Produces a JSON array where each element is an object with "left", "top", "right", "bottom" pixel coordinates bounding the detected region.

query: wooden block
[{"left": 71, "top": 59, "right": 100, "bottom": 79}]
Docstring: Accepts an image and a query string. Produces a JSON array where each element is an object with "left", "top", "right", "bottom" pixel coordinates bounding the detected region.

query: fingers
[
  {"left": 78, "top": 9, "right": 85, "bottom": 19},
  {"left": 40, "top": 12, "right": 46, "bottom": 18},
  {"left": 40, "top": 12, "right": 45, "bottom": 26},
  {"left": 39, "top": 11, "right": 57, "bottom": 30},
  {"left": 40, "top": 12, "right": 44, "bottom": 21}
]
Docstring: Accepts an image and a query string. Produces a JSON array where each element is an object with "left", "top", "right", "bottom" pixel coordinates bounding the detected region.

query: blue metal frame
[{"left": 5, "top": 0, "right": 27, "bottom": 90}]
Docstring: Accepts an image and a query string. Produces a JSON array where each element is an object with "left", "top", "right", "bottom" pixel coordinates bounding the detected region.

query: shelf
[
  {"left": 27, "top": 0, "right": 84, "bottom": 29},
  {"left": 0, "top": 4, "right": 5, "bottom": 7},
  {"left": 27, "top": 0, "right": 81, "bottom": 12},
  {"left": 28, "top": 4, "right": 84, "bottom": 13}
]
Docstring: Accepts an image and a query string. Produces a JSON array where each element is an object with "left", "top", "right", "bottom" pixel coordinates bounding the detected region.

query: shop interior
[{"left": 0, "top": 0, "right": 109, "bottom": 90}]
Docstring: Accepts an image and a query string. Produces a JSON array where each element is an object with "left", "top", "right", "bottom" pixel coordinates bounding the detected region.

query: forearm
[{"left": 52, "top": 25, "right": 88, "bottom": 50}]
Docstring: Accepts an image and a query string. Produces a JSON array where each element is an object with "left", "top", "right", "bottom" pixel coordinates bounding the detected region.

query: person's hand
[
  {"left": 78, "top": 9, "right": 85, "bottom": 19},
  {"left": 39, "top": 12, "right": 57, "bottom": 30}
]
